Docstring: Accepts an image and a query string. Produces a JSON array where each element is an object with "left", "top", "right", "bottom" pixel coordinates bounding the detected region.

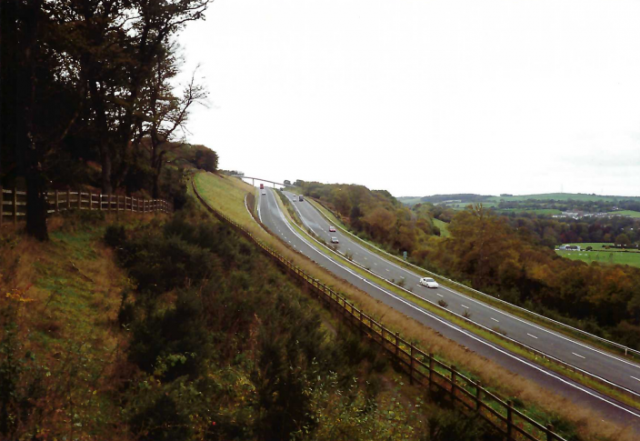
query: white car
[
  {"left": 331, "top": 237, "right": 339, "bottom": 244},
  {"left": 261, "top": 190, "right": 266, "bottom": 195},
  {"left": 419, "top": 277, "right": 439, "bottom": 288}
]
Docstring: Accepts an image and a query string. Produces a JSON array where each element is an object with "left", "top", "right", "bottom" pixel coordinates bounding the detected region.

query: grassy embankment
[
  {"left": 277, "top": 189, "right": 640, "bottom": 415},
  {"left": 193, "top": 172, "right": 636, "bottom": 441},
  {"left": 0, "top": 211, "right": 167, "bottom": 439}
]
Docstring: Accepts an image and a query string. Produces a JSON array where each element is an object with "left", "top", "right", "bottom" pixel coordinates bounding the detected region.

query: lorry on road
[{"left": 260, "top": 183, "right": 264, "bottom": 190}]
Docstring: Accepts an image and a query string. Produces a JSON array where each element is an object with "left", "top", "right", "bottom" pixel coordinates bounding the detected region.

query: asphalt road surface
[{"left": 257, "top": 187, "right": 640, "bottom": 429}]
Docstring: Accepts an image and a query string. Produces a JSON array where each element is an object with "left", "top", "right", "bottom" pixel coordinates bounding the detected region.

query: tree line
[{"left": 0, "top": 0, "right": 215, "bottom": 240}]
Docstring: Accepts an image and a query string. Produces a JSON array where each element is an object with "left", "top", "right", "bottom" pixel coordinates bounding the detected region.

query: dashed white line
[
  {"left": 527, "top": 333, "right": 538, "bottom": 339},
  {"left": 436, "top": 293, "right": 444, "bottom": 298},
  {"left": 631, "top": 376, "right": 640, "bottom": 383},
  {"left": 491, "top": 318, "right": 499, "bottom": 323},
  {"left": 461, "top": 304, "right": 469, "bottom": 309},
  {"left": 572, "top": 352, "right": 586, "bottom": 359}
]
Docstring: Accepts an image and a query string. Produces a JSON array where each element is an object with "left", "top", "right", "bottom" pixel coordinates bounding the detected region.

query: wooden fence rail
[
  {"left": 0, "top": 186, "right": 172, "bottom": 226},
  {"left": 192, "top": 178, "right": 566, "bottom": 441}
]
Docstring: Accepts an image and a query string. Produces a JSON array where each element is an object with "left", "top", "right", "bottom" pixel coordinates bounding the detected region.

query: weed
[{"left": 438, "top": 299, "right": 449, "bottom": 308}]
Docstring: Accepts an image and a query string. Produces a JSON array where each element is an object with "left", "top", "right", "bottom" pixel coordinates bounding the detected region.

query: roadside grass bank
[
  {"left": 194, "top": 174, "right": 635, "bottom": 441},
  {"left": 307, "top": 197, "right": 640, "bottom": 364},
  {"left": 275, "top": 190, "right": 640, "bottom": 414}
]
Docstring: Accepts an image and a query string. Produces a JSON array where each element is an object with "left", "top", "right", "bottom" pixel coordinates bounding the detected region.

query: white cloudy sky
[{"left": 177, "top": 0, "right": 640, "bottom": 197}]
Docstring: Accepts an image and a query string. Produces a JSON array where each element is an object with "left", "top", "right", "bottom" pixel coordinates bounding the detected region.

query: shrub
[
  {"left": 438, "top": 299, "right": 448, "bottom": 308},
  {"left": 104, "top": 225, "right": 126, "bottom": 248}
]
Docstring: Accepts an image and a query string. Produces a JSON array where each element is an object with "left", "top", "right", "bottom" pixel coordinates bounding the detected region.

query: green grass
[
  {"left": 433, "top": 219, "right": 450, "bottom": 237},
  {"left": 556, "top": 249, "right": 640, "bottom": 268},
  {"left": 607, "top": 210, "right": 640, "bottom": 218}
]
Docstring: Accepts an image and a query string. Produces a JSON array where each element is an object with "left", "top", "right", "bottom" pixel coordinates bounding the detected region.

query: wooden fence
[
  {"left": 0, "top": 186, "right": 172, "bottom": 226},
  {"left": 191, "top": 178, "right": 566, "bottom": 441}
]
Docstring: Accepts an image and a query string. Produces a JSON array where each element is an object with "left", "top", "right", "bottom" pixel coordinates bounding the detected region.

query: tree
[
  {"left": 615, "top": 233, "right": 630, "bottom": 248},
  {"left": 139, "top": 59, "right": 208, "bottom": 197}
]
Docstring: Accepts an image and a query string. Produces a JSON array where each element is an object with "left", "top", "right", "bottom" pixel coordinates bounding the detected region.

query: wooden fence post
[
  {"left": 450, "top": 365, "right": 457, "bottom": 401},
  {"left": 0, "top": 186, "right": 4, "bottom": 227},
  {"left": 507, "top": 400, "right": 513, "bottom": 440},
  {"left": 55, "top": 190, "right": 59, "bottom": 213},
  {"left": 395, "top": 332, "right": 399, "bottom": 356},
  {"left": 476, "top": 381, "right": 482, "bottom": 411},
  {"left": 99, "top": 193, "right": 103, "bottom": 211},
  {"left": 13, "top": 187, "right": 18, "bottom": 225},
  {"left": 409, "top": 343, "right": 414, "bottom": 385},
  {"left": 429, "top": 353, "right": 434, "bottom": 386},
  {"left": 546, "top": 424, "right": 554, "bottom": 441},
  {"left": 78, "top": 189, "right": 82, "bottom": 210},
  {"left": 67, "top": 189, "right": 71, "bottom": 211}
]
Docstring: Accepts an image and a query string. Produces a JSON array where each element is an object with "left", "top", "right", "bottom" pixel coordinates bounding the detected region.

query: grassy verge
[
  {"left": 307, "top": 197, "right": 640, "bottom": 364},
  {"left": 278, "top": 192, "right": 640, "bottom": 412},
  {"left": 193, "top": 174, "right": 637, "bottom": 441},
  {"left": 0, "top": 211, "right": 167, "bottom": 439}
]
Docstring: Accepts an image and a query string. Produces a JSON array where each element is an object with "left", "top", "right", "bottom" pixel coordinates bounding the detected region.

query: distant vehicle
[
  {"left": 299, "top": 195, "right": 304, "bottom": 202},
  {"left": 419, "top": 277, "right": 439, "bottom": 288},
  {"left": 261, "top": 190, "right": 266, "bottom": 195},
  {"left": 329, "top": 226, "right": 336, "bottom": 232},
  {"left": 260, "top": 183, "right": 264, "bottom": 189},
  {"left": 284, "top": 180, "right": 291, "bottom": 185},
  {"left": 331, "top": 237, "right": 339, "bottom": 244}
]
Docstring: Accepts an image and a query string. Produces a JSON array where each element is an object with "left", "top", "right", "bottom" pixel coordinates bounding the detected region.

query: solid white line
[
  {"left": 461, "top": 304, "right": 469, "bottom": 309},
  {"left": 527, "top": 333, "right": 539, "bottom": 339},
  {"left": 631, "top": 376, "right": 640, "bottom": 383},
  {"left": 573, "top": 352, "right": 586, "bottom": 359},
  {"left": 491, "top": 318, "right": 499, "bottom": 323}
]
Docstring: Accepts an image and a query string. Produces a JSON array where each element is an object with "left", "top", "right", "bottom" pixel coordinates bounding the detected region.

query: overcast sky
[{"left": 177, "top": 0, "right": 640, "bottom": 197}]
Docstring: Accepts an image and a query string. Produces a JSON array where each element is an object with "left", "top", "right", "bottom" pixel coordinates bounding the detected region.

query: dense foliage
[{"left": 104, "top": 206, "right": 495, "bottom": 440}]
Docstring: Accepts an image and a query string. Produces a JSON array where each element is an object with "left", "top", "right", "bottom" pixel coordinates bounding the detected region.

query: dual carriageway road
[{"left": 257, "top": 187, "right": 640, "bottom": 429}]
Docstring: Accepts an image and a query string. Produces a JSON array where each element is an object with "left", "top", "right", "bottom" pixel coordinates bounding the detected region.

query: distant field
[
  {"left": 433, "top": 218, "right": 450, "bottom": 237},
  {"left": 608, "top": 210, "right": 640, "bottom": 218},
  {"left": 498, "top": 208, "right": 562, "bottom": 215},
  {"left": 397, "top": 197, "right": 424, "bottom": 206},
  {"left": 487, "top": 193, "right": 640, "bottom": 202},
  {"left": 556, "top": 249, "right": 640, "bottom": 268}
]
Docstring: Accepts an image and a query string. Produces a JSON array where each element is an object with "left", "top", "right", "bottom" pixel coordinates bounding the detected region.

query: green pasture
[
  {"left": 608, "top": 210, "right": 640, "bottom": 218},
  {"left": 433, "top": 218, "right": 450, "bottom": 237},
  {"left": 556, "top": 249, "right": 640, "bottom": 268}
]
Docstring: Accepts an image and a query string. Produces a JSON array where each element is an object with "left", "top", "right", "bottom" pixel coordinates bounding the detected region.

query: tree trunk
[{"left": 17, "top": 0, "right": 49, "bottom": 241}]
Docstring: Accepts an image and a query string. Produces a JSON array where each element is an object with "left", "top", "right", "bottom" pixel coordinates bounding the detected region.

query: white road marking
[
  {"left": 491, "top": 318, "right": 499, "bottom": 323},
  {"left": 436, "top": 293, "right": 443, "bottom": 298},
  {"left": 461, "top": 304, "right": 469, "bottom": 309},
  {"left": 631, "top": 376, "right": 640, "bottom": 383},
  {"left": 573, "top": 352, "right": 586, "bottom": 359},
  {"left": 527, "top": 333, "right": 538, "bottom": 339},
  {"left": 386, "top": 269, "right": 390, "bottom": 272}
]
